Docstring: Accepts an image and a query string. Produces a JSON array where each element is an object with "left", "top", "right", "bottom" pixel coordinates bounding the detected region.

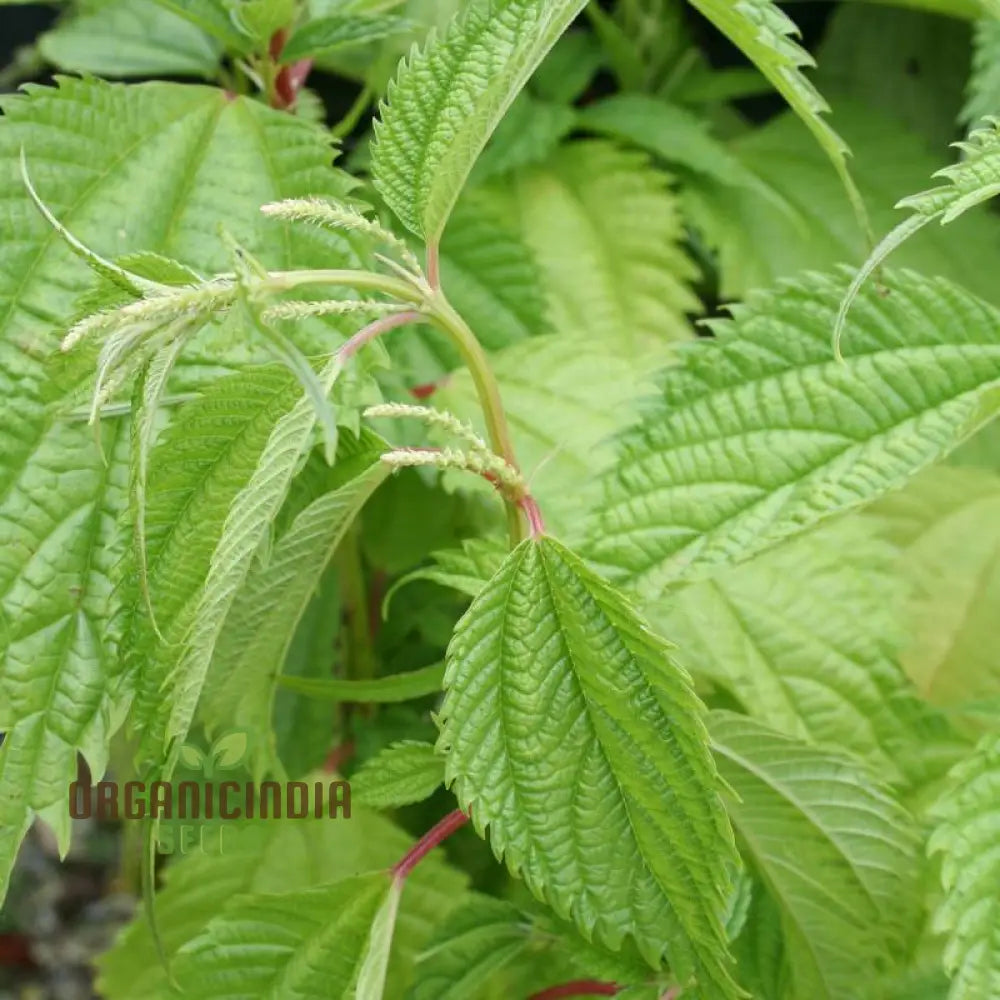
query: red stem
[
  {"left": 528, "top": 981, "right": 619, "bottom": 1000},
  {"left": 391, "top": 809, "right": 468, "bottom": 881},
  {"left": 268, "top": 29, "right": 313, "bottom": 110},
  {"left": 339, "top": 310, "right": 424, "bottom": 360}
]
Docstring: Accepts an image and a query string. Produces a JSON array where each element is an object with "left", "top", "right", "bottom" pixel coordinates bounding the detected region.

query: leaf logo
[{"left": 177, "top": 731, "right": 249, "bottom": 779}]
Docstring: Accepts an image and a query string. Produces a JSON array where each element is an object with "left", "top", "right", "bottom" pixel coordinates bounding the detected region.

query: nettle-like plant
[{"left": 3, "top": 0, "right": 1000, "bottom": 998}]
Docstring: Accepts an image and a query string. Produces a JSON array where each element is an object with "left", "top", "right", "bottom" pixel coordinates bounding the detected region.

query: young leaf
[
  {"left": 158, "top": 355, "right": 342, "bottom": 761},
  {"left": 684, "top": 0, "right": 866, "bottom": 229},
  {"left": 171, "top": 873, "right": 392, "bottom": 997},
  {"left": 148, "top": 0, "right": 250, "bottom": 49},
  {"left": 371, "top": 0, "right": 588, "bottom": 245},
  {"left": 928, "top": 731, "right": 1000, "bottom": 1000},
  {"left": 439, "top": 536, "right": 740, "bottom": 995},
  {"left": 709, "top": 711, "right": 922, "bottom": 1000},
  {"left": 351, "top": 741, "right": 446, "bottom": 809},
  {"left": 481, "top": 141, "right": 701, "bottom": 352},
  {"left": 282, "top": 14, "right": 408, "bottom": 62},
  {"left": 837, "top": 120, "right": 1000, "bottom": 343},
  {"left": 199, "top": 433, "right": 391, "bottom": 777},
  {"left": 587, "top": 269, "right": 1000, "bottom": 598},
  {"left": 127, "top": 366, "right": 307, "bottom": 754}
]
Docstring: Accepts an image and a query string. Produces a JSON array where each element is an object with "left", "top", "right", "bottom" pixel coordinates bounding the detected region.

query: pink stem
[
  {"left": 339, "top": 310, "right": 423, "bottom": 360},
  {"left": 528, "top": 982, "right": 620, "bottom": 1000},
  {"left": 519, "top": 495, "right": 546, "bottom": 538},
  {"left": 391, "top": 809, "right": 468, "bottom": 881},
  {"left": 426, "top": 244, "right": 440, "bottom": 289}
]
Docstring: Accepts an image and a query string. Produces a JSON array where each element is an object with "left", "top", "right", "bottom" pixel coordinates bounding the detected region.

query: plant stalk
[
  {"left": 391, "top": 809, "right": 469, "bottom": 881},
  {"left": 259, "top": 269, "right": 422, "bottom": 303},
  {"left": 258, "top": 267, "right": 535, "bottom": 544},
  {"left": 426, "top": 296, "right": 526, "bottom": 545}
]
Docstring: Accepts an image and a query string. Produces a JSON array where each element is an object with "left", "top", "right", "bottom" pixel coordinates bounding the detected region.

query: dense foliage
[{"left": 1, "top": 1, "right": 1000, "bottom": 998}]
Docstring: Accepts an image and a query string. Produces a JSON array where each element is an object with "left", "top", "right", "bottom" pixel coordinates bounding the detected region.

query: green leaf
[
  {"left": 869, "top": 467, "right": 1000, "bottom": 712},
  {"left": 432, "top": 333, "right": 654, "bottom": 537},
  {"left": 371, "top": 0, "right": 588, "bottom": 244},
  {"left": 471, "top": 93, "right": 576, "bottom": 182},
  {"left": 480, "top": 141, "right": 700, "bottom": 353},
  {"left": 586, "top": 269, "right": 1000, "bottom": 598},
  {"left": 159, "top": 356, "right": 342, "bottom": 760},
  {"left": 965, "top": 22, "right": 1000, "bottom": 126},
  {"left": 199, "top": 430, "right": 390, "bottom": 778},
  {"left": 149, "top": 0, "right": 250, "bottom": 48},
  {"left": 386, "top": 536, "right": 507, "bottom": 609},
  {"left": 283, "top": 14, "right": 408, "bottom": 62},
  {"left": 439, "top": 535, "right": 739, "bottom": 995},
  {"left": 96, "top": 807, "right": 469, "bottom": 1000},
  {"left": 531, "top": 28, "right": 603, "bottom": 103},
  {"left": 709, "top": 711, "right": 923, "bottom": 1000},
  {"left": 896, "top": 120, "right": 1000, "bottom": 223},
  {"left": 575, "top": 93, "right": 768, "bottom": 192},
  {"left": 0, "top": 420, "right": 128, "bottom": 895},
  {"left": 127, "top": 367, "right": 306, "bottom": 754},
  {"left": 659, "top": 519, "right": 922, "bottom": 776},
  {"left": 928, "top": 732, "right": 1000, "bottom": 1000},
  {"left": 357, "top": 878, "right": 405, "bottom": 1000},
  {"left": 0, "top": 76, "right": 351, "bottom": 901},
  {"left": 838, "top": 120, "right": 1000, "bottom": 340},
  {"left": 278, "top": 662, "right": 446, "bottom": 703},
  {"left": 405, "top": 896, "right": 534, "bottom": 1000},
  {"left": 684, "top": 0, "right": 866, "bottom": 228},
  {"left": 39, "top": 0, "right": 220, "bottom": 78},
  {"left": 172, "top": 872, "right": 391, "bottom": 997},
  {"left": 228, "top": 0, "right": 296, "bottom": 48},
  {"left": 352, "top": 741, "right": 446, "bottom": 809},
  {"left": 730, "top": 885, "right": 788, "bottom": 1000},
  {"left": 682, "top": 102, "right": 1000, "bottom": 305}
]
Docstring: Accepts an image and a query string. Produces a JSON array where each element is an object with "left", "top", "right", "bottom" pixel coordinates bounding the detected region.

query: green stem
[
  {"left": 426, "top": 295, "right": 526, "bottom": 546},
  {"left": 331, "top": 85, "right": 374, "bottom": 140},
  {"left": 259, "top": 268, "right": 423, "bottom": 303},
  {"left": 258, "top": 266, "right": 531, "bottom": 544}
]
